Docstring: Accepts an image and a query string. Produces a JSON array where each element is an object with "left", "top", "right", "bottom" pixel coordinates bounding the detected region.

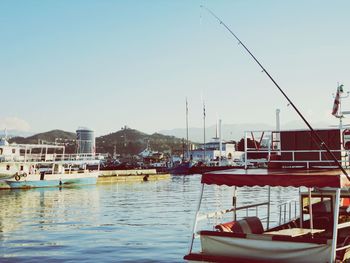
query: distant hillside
[
  {"left": 8, "top": 128, "right": 187, "bottom": 156},
  {"left": 9, "top": 129, "right": 76, "bottom": 144},
  {"left": 96, "top": 128, "right": 186, "bottom": 155}
]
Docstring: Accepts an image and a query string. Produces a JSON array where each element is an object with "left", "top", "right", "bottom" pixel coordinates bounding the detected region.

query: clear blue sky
[{"left": 1, "top": 0, "right": 349, "bottom": 136}]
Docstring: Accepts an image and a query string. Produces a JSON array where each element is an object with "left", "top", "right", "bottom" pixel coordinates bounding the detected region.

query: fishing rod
[{"left": 201, "top": 5, "right": 350, "bottom": 180}]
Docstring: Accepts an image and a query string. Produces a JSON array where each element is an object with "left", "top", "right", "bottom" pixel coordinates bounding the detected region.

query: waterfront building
[{"left": 185, "top": 140, "right": 244, "bottom": 163}]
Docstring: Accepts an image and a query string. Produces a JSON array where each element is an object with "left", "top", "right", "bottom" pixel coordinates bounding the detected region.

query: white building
[{"left": 185, "top": 140, "right": 244, "bottom": 163}]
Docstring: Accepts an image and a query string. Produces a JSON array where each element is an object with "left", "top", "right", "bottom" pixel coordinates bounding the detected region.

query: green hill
[{"left": 97, "top": 128, "right": 185, "bottom": 155}]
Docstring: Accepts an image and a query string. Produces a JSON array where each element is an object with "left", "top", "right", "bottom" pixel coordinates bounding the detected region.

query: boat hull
[
  {"left": 169, "top": 162, "right": 195, "bottom": 175},
  {"left": 189, "top": 165, "right": 243, "bottom": 175},
  {"left": 5, "top": 172, "right": 99, "bottom": 189},
  {"left": 185, "top": 231, "right": 332, "bottom": 263}
]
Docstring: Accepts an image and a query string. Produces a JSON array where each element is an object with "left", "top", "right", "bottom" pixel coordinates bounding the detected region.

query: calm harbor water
[{"left": 0, "top": 175, "right": 298, "bottom": 262}]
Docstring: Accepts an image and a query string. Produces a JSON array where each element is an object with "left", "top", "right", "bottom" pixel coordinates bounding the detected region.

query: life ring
[
  {"left": 23, "top": 172, "right": 27, "bottom": 177},
  {"left": 14, "top": 174, "right": 21, "bottom": 181}
]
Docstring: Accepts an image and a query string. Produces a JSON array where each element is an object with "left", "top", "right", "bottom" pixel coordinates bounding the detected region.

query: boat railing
[
  {"left": 336, "top": 221, "right": 350, "bottom": 254},
  {"left": 0, "top": 153, "right": 107, "bottom": 163},
  {"left": 195, "top": 199, "right": 299, "bottom": 232},
  {"left": 244, "top": 148, "right": 346, "bottom": 168},
  {"left": 277, "top": 199, "right": 299, "bottom": 225},
  {"left": 243, "top": 129, "right": 348, "bottom": 168},
  {"left": 197, "top": 202, "right": 269, "bottom": 229}
]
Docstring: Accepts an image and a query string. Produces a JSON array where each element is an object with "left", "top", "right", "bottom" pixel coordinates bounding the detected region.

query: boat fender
[
  {"left": 14, "top": 174, "right": 21, "bottom": 181},
  {"left": 23, "top": 172, "right": 27, "bottom": 177}
]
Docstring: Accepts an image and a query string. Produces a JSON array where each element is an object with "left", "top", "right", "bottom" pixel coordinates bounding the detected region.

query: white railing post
[
  {"left": 300, "top": 191, "right": 303, "bottom": 228},
  {"left": 319, "top": 151, "right": 322, "bottom": 162},
  {"left": 188, "top": 183, "right": 205, "bottom": 254},
  {"left": 289, "top": 202, "right": 292, "bottom": 221},
  {"left": 331, "top": 189, "right": 341, "bottom": 263},
  {"left": 233, "top": 186, "right": 237, "bottom": 221},
  {"left": 279, "top": 205, "right": 282, "bottom": 224},
  {"left": 308, "top": 188, "right": 314, "bottom": 235}
]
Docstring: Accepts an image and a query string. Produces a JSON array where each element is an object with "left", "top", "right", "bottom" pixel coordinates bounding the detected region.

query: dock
[{"left": 97, "top": 169, "right": 170, "bottom": 183}]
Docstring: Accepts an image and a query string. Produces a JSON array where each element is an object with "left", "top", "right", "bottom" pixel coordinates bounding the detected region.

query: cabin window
[
  {"left": 12, "top": 149, "right": 16, "bottom": 154},
  {"left": 0, "top": 148, "right": 2, "bottom": 155},
  {"left": 6, "top": 165, "right": 10, "bottom": 170},
  {"left": 20, "top": 165, "right": 24, "bottom": 171}
]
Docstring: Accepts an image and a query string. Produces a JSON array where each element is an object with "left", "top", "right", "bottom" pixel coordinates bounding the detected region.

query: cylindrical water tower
[{"left": 76, "top": 127, "right": 95, "bottom": 154}]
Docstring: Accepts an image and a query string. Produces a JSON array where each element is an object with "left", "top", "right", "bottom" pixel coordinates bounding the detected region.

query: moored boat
[
  {"left": 185, "top": 168, "right": 350, "bottom": 262},
  {"left": 188, "top": 159, "right": 246, "bottom": 174},
  {"left": 1, "top": 140, "right": 102, "bottom": 189},
  {"left": 5, "top": 169, "right": 99, "bottom": 188},
  {"left": 184, "top": 128, "right": 350, "bottom": 262},
  {"left": 168, "top": 161, "right": 196, "bottom": 175}
]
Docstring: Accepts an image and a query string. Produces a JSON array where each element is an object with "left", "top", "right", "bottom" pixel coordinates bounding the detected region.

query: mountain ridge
[{"left": 8, "top": 128, "right": 187, "bottom": 155}]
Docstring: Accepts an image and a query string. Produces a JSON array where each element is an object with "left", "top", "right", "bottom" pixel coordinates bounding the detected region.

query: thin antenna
[
  {"left": 215, "top": 114, "right": 218, "bottom": 139},
  {"left": 203, "top": 100, "right": 206, "bottom": 163},
  {"left": 201, "top": 5, "right": 349, "bottom": 179}
]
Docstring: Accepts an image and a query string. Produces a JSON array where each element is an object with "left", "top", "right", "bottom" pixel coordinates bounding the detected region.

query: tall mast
[
  {"left": 186, "top": 98, "right": 190, "bottom": 160},
  {"left": 203, "top": 101, "right": 206, "bottom": 163},
  {"left": 219, "top": 119, "right": 222, "bottom": 166}
]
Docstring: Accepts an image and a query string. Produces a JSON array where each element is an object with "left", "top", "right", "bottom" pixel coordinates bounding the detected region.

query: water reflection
[
  {"left": 0, "top": 186, "right": 101, "bottom": 234},
  {"left": 0, "top": 175, "right": 299, "bottom": 262}
]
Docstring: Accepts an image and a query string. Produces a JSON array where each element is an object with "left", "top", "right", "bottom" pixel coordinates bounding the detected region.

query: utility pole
[
  {"left": 186, "top": 98, "right": 190, "bottom": 160},
  {"left": 219, "top": 119, "right": 222, "bottom": 166}
]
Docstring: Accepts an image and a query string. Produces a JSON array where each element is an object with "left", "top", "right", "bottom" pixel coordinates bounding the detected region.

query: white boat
[
  {"left": 5, "top": 168, "right": 100, "bottom": 188},
  {"left": 0, "top": 138, "right": 103, "bottom": 188},
  {"left": 0, "top": 138, "right": 66, "bottom": 178},
  {"left": 184, "top": 128, "right": 350, "bottom": 262}
]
